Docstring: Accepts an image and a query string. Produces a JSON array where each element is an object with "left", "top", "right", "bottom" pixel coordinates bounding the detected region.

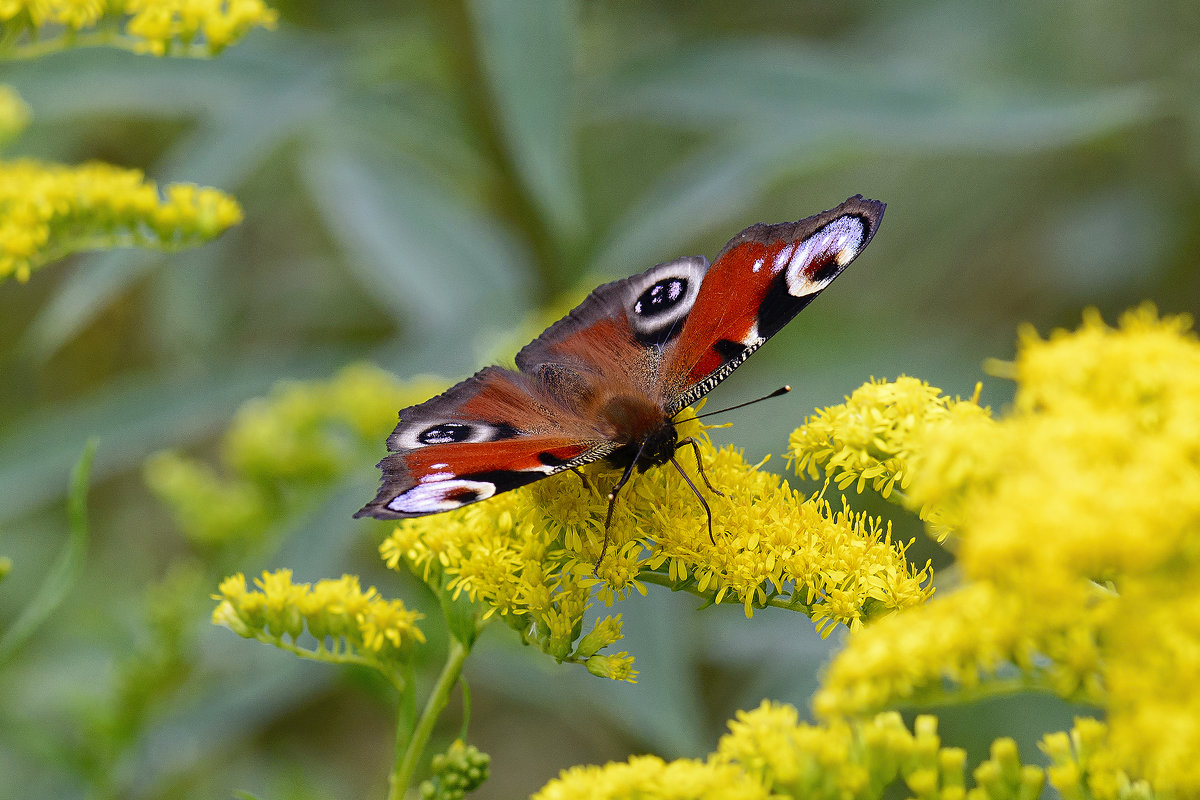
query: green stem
[
  {"left": 388, "top": 636, "right": 471, "bottom": 800},
  {"left": 885, "top": 672, "right": 1103, "bottom": 712}
]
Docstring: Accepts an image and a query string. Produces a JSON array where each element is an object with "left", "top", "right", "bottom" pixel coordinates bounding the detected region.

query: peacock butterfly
[{"left": 356, "top": 195, "right": 885, "bottom": 535}]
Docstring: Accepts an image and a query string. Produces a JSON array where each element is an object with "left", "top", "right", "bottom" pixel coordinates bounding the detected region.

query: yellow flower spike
[
  {"left": 148, "top": 365, "right": 444, "bottom": 544},
  {"left": 0, "top": 160, "right": 242, "bottom": 282},
  {"left": 814, "top": 306, "right": 1200, "bottom": 796},
  {"left": 533, "top": 755, "right": 772, "bottom": 800},
  {"left": 212, "top": 569, "right": 424, "bottom": 676},
  {"left": 142, "top": 450, "right": 271, "bottom": 546},
  {"left": 0, "top": 0, "right": 278, "bottom": 58},
  {"left": 788, "top": 376, "right": 991, "bottom": 517}
]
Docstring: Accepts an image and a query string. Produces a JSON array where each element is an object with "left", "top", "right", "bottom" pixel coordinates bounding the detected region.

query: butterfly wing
[
  {"left": 359, "top": 196, "right": 885, "bottom": 519},
  {"left": 355, "top": 366, "right": 604, "bottom": 519},
  {"left": 514, "top": 255, "right": 710, "bottom": 374},
  {"left": 658, "top": 195, "right": 885, "bottom": 413}
]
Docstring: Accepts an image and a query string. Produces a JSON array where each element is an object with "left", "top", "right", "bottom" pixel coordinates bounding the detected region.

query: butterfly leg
[
  {"left": 669, "top": 455, "right": 716, "bottom": 543},
  {"left": 570, "top": 467, "right": 592, "bottom": 491},
  {"left": 675, "top": 437, "right": 726, "bottom": 498},
  {"left": 599, "top": 459, "right": 639, "bottom": 565}
]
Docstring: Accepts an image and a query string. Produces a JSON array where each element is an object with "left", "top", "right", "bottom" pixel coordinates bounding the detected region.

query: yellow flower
[
  {"left": 146, "top": 364, "right": 444, "bottom": 545},
  {"left": 212, "top": 569, "right": 425, "bottom": 673},
  {"left": 533, "top": 755, "right": 772, "bottom": 800},
  {"left": 536, "top": 702, "right": 1067, "bottom": 800},
  {"left": 143, "top": 450, "right": 271, "bottom": 546},
  {"left": 583, "top": 651, "right": 638, "bottom": 683},
  {"left": 813, "top": 580, "right": 1109, "bottom": 719},
  {"left": 1041, "top": 718, "right": 1160, "bottom": 800},
  {"left": 789, "top": 376, "right": 988, "bottom": 501},
  {"left": 788, "top": 376, "right": 990, "bottom": 536},
  {"left": 0, "top": 159, "right": 242, "bottom": 282},
  {"left": 383, "top": 415, "right": 932, "bottom": 676},
  {"left": 124, "top": 0, "right": 278, "bottom": 56},
  {"left": 815, "top": 305, "right": 1200, "bottom": 794},
  {"left": 0, "top": 0, "right": 277, "bottom": 58}
]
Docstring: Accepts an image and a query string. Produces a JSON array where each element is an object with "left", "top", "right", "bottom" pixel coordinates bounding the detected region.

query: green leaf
[
  {"left": 0, "top": 438, "right": 95, "bottom": 665},
  {"left": 591, "top": 136, "right": 839, "bottom": 277},
  {"left": 598, "top": 39, "right": 1155, "bottom": 152},
  {"left": 301, "top": 145, "right": 525, "bottom": 333},
  {"left": 467, "top": 0, "right": 585, "bottom": 240},
  {"left": 438, "top": 577, "right": 483, "bottom": 649},
  {"left": 0, "top": 354, "right": 348, "bottom": 522}
]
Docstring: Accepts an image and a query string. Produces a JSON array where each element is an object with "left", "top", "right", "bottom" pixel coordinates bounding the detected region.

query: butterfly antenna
[{"left": 690, "top": 385, "right": 791, "bottom": 421}]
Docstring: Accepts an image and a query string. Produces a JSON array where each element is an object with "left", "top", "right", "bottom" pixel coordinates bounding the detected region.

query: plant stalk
[{"left": 388, "top": 636, "right": 471, "bottom": 800}]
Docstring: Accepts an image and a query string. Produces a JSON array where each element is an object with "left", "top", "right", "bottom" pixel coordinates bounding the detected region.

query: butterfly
[{"left": 356, "top": 195, "right": 885, "bottom": 538}]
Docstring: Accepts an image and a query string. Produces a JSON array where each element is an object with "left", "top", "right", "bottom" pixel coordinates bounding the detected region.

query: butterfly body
[{"left": 357, "top": 196, "right": 885, "bottom": 521}]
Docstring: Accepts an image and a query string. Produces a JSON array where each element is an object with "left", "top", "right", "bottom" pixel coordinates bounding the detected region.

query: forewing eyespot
[
  {"left": 633, "top": 277, "right": 689, "bottom": 319},
  {"left": 417, "top": 422, "right": 474, "bottom": 445}
]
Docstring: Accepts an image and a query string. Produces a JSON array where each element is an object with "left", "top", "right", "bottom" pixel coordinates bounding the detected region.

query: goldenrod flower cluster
[
  {"left": 804, "top": 306, "right": 1200, "bottom": 793},
  {"left": 536, "top": 701, "right": 1134, "bottom": 800},
  {"left": 788, "top": 375, "right": 989, "bottom": 533},
  {"left": 212, "top": 569, "right": 425, "bottom": 674},
  {"left": 0, "top": 159, "right": 242, "bottom": 282},
  {"left": 146, "top": 363, "right": 445, "bottom": 545},
  {"left": 381, "top": 413, "right": 932, "bottom": 676},
  {"left": 0, "top": 0, "right": 277, "bottom": 58}
]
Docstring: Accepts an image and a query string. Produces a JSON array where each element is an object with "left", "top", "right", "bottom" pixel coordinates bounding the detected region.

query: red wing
[
  {"left": 658, "top": 195, "right": 885, "bottom": 413},
  {"left": 356, "top": 366, "right": 606, "bottom": 520}
]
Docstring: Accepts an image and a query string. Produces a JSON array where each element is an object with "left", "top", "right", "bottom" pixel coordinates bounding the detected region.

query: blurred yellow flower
[
  {"left": 533, "top": 754, "right": 772, "bottom": 800},
  {"left": 146, "top": 364, "right": 445, "bottom": 546},
  {"left": 813, "top": 305, "right": 1200, "bottom": 793},
  {"left": 213, "top": 569, "right": 425, "bottom": 675},
  {"left": 0, "top": 0, "right": 277, "bottom": 57},
  {"left": 0, "top": 159, "right": 242, "bottom": 282},
  {"left": 535, "top": 701, "right": 1095, "bottom": 800}
]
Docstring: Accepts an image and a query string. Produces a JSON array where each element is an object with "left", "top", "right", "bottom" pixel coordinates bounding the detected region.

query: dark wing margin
[{"left": 660, "top": 195, "right": 885, "bottom": 412}]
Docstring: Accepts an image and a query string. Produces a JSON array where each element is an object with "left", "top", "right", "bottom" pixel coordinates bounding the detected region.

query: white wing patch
[
  {"left": 387, "top": 478, "right": 497, "bottom": 514},
  {"left": 626, "top": 256, "right": 707, "bottom": 340},
  {"left": 784, "top": 215, "right": 866, "bottom": 297}
]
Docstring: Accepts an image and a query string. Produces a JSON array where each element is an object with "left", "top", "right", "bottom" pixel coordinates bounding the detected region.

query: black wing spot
[
  {"left": 417, "top": 422, "right": 473, "bottom": 445},
  {"left": 537, "top": 450, "right": 572, "bottom": 467},
  {"left": 713, "top": 339, "right": 747, "bottom": 362},
  {"left": 633, "top": 277, "right": 689, "bottom": 319},
  {"left": 809, "top": 254, "right": 840, "bottom": 284},
  {"left": 445, "top": 486, "right": 481, "bottom": 503},
  {"left": 758, "top": 276, "right": 817, "bottom": 340}
]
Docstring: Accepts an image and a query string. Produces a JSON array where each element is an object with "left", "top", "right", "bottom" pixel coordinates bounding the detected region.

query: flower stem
[{"left": 388, "top": 636, "right": 471, "bottom": 800}]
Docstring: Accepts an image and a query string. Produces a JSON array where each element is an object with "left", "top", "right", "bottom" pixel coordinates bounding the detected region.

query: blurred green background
[{"left": 1, "top": 1, "right": 1197, "bottom": 798}]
